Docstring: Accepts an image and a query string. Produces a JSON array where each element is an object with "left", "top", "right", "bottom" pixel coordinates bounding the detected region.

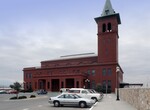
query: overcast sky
[{"left": 0, "top": 0, "right": 150, "bottom": 87}]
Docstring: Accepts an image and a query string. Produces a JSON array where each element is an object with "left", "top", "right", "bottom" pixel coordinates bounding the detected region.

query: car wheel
[
  {"left": 92, "top": 97, "right": 97, "bottom": 103},
  {"left": 54, "top": 101, "right": 60, "bottom": 107},
  {"left": 79, "top": 101, "right": 86, "bottom": 108}
]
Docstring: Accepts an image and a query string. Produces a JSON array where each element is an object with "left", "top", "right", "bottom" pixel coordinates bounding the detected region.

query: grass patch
[
  {"left": 10, "top": 96, "right": 17, "bottom": 100},
  {"left": 30, "top": 95, "right": 36, "bottom": 98},
  {"left": 10, "top": 96, "right": 27, "bottom": 100}
]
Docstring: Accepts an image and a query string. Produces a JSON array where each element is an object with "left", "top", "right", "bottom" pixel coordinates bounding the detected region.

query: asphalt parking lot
[{"left": 0, "top": 92, "right": 93, "bottom": 110}]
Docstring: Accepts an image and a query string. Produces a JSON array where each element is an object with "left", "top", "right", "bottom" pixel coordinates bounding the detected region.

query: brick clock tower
[
  {"left": 95, "top": 0, "right": 121, "bottom": 63},
  {"left": 95, "top": 0, "right": 123, "bottom": 91}
]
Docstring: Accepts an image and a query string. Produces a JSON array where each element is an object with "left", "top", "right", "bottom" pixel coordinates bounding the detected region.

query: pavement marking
[
  {"left": 38, "top": 105, "right": 43, "bottom": 107},
  {"left": 89, "top": 102, "right": 98, "bottom": 110},
  {"left": 108, "top": 96, "right": 112, "bottom": 98},
  {"left": 23, "top": 108, "right": 29, "bottom": 110},
  {"left": 89, "top": 105, "right": 94, "bottom": 110}
]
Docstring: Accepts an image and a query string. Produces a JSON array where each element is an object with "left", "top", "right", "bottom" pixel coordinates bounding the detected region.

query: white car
[
  {"left": 49, "top": 93, "right": 95, "bottom": 108},
  {"left": 69, "top": 88, "right": 102, "bottom": 102},
  {"left": 59, "top": 88, "right": 70, "bottom": 93},
  {"left": 0, "top": 90, "right": 7, "bottom": 94},
  {"left": 87, "top": 89, "right": 104, "bottom": 99}
]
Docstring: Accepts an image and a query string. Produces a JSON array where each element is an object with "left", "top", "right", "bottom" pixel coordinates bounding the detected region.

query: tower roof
[
  {"left": 95, "top": 0, "right": 121, "bottom": 24},
  {"left": 101, "top": 0, "right": 115, "bottom": 17}
]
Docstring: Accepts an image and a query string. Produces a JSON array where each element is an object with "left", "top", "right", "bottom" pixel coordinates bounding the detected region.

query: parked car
[
  {"left": 37, "top": 89, "right": 47, "bottom": 95},
  {"left": 68, "top": 88, "right": 102, "bottom": 102},
  {"left": 49, "top": 93, "right": 95, "bottom": 108},
  {"left": 87, "top": 89, "right": 104, "bottom": 99},
  {"left": 0, "top": 90, "right": 7, "bottom": 94},
  {"left": 7, "top": 90, "right": 18, "bottom": 94},
  {"left": 60, "top": 88, "right": 70, "bottom": 93}
]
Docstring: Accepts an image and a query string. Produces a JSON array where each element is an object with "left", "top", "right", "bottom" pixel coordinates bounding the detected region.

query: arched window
[
  {"left": 107, "top": 23, "right": 112, "bottom": 32},
  {"left": 102, "top": 23, "right": 106, "bottom": 32}
]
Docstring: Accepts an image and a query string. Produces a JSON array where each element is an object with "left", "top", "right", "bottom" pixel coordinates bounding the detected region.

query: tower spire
[{"left": 101, "top": 0, "right": 115, "bottom": 16}]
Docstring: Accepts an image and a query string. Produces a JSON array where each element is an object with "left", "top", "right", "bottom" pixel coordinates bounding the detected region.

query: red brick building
[{"left": 23, "top": 0, "right": 123, "bottom": 92}]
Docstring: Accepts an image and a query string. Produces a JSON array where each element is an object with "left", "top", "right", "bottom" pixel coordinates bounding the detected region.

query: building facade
[{"left": 23, "top": 0, "right": 123, "bottom": 92}]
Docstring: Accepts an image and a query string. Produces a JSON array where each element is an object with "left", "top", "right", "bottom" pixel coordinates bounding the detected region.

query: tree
[
  {"left": 10, "top": 82, "right": 22, "bottom": 98},
  {"left": 95, "top": 83, "right": 102, "bottom": 93}
]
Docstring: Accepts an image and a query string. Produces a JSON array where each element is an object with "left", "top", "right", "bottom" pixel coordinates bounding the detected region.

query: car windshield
[
  {"left": 74, "top": 94, "right": 82, "bottom": 98},
  {"left": 87, "top": 89, "right": 93, "bottom": 93},
  {"left": 87, "top": 89, "right": 97, "bottom": 93},
  {"left": 91, "top": 89, "right": 97, "bottom": 93}
]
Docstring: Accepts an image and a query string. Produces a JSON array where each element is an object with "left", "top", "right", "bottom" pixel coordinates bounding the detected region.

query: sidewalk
[{"left": 92, "top": 94, "right": 137, "bottom": 110}]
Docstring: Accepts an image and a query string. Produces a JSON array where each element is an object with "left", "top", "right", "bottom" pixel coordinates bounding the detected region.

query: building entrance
[
  {"left": 38, "top": 79, "right": 46, "bottom": 90},
  {"left": 52, "top": 79, "right": 59, "bottom": 91},
  {"left": 66, "top": 78, "right": 74, "bottom": 88}
]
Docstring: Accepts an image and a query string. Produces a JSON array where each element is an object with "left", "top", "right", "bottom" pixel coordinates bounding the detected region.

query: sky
[{"left": 0, "top": 0, "right": 150, "bottom": 87}]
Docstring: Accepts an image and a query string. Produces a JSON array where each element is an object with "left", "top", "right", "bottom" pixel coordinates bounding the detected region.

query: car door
[
  {"left": 63, "top": 94, "right": 79, "bottom": 106},
  {"left": 57, "top": 94, "right": 66, "bottom": 105},
  {"left": 81, "top": 90, "right": 91, "bottom": 99}
]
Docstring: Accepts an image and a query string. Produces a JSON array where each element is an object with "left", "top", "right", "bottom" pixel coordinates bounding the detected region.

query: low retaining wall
[{"left": 119, "top": 88, "right": 150, "bottom": 110}]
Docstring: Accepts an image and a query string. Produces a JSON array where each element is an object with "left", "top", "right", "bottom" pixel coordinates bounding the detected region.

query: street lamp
[
  {"left": 23, "top": 81, "right": 26, "bottom": 91},
  {"left": 85, "top": 79, "right": 90, "bottom": 89},
  {"left": 116, "top": 66, "right": 120, "bottom": 101}
]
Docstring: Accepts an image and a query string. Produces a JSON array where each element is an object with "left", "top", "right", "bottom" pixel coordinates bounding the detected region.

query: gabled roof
[{"left": 101, "top": 0, "right": 115, "bottom": 17}]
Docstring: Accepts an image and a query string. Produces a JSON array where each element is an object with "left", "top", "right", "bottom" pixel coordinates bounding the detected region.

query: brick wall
[{"left": 119, "top": 88, "right": 150, "bottom": 110}]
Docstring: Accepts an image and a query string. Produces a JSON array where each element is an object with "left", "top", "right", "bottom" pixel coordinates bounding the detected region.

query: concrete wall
[{"left": 119, "top": 88, "right": 150, "bottom": 110}]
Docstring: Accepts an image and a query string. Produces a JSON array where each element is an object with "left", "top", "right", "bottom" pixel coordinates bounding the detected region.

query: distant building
[{"left": 23, "top": 0, "right": 123, "bottom": 92}]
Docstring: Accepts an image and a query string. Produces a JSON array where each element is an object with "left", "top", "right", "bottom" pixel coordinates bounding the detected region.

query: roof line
[{"left": 60, "top": 53, "right": 95, "bottom": 58}]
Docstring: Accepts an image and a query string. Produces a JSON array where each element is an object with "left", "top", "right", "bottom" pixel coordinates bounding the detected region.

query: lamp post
[
  {"left": 85, "top": 79, "right": 90, "bottom": 89},
  {"left": 23, "top": 81, "right": 26, "bottom": 92},
  {"left": 116, "top": 66, "right": 120, "bottom": 101},
  {"left": 105, "top": 82, "right": 108, "bottom": 96}
]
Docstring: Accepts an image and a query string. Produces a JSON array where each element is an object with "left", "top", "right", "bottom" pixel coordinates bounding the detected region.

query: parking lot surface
[{"left": 0, "top": 92, "right": 92, "bottom": 110}]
